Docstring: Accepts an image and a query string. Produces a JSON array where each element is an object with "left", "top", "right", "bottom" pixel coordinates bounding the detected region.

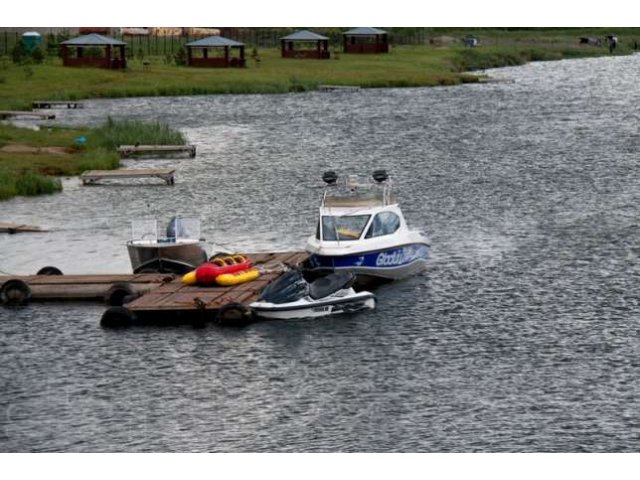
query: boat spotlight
[
  {"left": 372, "top": 169, "right": 389, "bottom": 183},
  {"left": 322, "top": 171, "right": 338, "bottom": 185}
]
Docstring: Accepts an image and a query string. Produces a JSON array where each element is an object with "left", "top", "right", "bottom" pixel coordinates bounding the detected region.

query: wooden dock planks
[
  {"left": 81, "top": 168, "right": 176, "bottom": 185},
  {"left": 127, "top": 252, "right": 308, "bottom": 313},
  {"left": 318, "top": 85, "right": 361, "bottom": 92},
  {"left": 0, "top": 273, "right": 175, "bottom": 302},
  {"left": 0, "top": 110, "right": 56, "bottom": 120},
  {"left": 32, "top": 100, "right": 84, "bottom": 109},
  {"left": 117, "top": 145, "right": 196, "bottom": 158},
  {"left": 0, "top": 252, "right": 308, "bottom": 310},
  {"left": 0, "top": 222, "right": 46, "bottom": 234}
]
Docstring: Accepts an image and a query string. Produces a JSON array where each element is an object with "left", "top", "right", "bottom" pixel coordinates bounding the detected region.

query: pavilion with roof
[
  {"left": 343, "top": 28, "right": 389, "bottom": 54},
  {"left": 280, "top": 30, "right": 330, "bottom": 59},
  {"left": 184, "top": 36, "right": 246, "bottom": 67},
  {"left": 60, "top": 33, "right": 127, "bottom": 69}
]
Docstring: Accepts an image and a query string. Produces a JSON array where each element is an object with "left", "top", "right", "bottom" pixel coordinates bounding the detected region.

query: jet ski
[{"left": 250, "top": 269, "right": 376, "bottom": 320}]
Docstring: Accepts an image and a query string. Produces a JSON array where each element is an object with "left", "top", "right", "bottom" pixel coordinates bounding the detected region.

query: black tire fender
[
  {"left": 36, "top": 266, "right": 63, "bottom": 276},
  {"left": 1, "top": 279, "right": 32, "bottom": 306},
  {"left": 101, "top": 306, "right": 136, "bottom": 328},
  {"left": 105, "top": 282, "right": 136, "bottom": 307},
  {"left": 216, "top": 302, "right": 253, "bottom": 327}
]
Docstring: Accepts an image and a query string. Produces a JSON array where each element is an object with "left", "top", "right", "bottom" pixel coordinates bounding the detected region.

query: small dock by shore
[
  {"left": 0, "top": 222, "right": 46, "bottom": 234},
  {"left": 0, "top": 111, "right": 56, "bottom": 120},
  {"left": 318, "top": 85, "right": 361, "bottom": 92},
  {"left": 117, "top": 145, "right": 196, "bottom": 158},
  {"left": 81, "top": 168, "right": 176, "bottom": 186},
  {"left": 32, "top": 100, "right": 84, "bottom": 109}
]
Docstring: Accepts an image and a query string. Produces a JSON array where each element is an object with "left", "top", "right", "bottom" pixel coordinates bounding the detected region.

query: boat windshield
[
  {"left": 130, "top": 217, "right": 201, "bottom": 243},
  {"left": 322, "top": 215, "right": 370, "bottom": 241}
]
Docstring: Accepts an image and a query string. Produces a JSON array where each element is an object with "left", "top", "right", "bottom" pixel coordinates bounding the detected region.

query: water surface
[{"left": 2, "top": 55, "right": 640, "bottom": 451}]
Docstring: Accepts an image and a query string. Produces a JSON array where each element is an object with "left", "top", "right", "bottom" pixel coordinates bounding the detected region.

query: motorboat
[
  {"left": 304, "top": 170, "right": 430, "bottom": 284},
  {"left": 250, "top": 269, "right": 376, "bottom": 320},
  {"left": 126, "top": 216, "right": 208, "bottom": 274}
]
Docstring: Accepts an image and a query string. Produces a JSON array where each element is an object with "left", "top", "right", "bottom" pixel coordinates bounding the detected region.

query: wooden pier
[
  {"left": 117, "top": 145, "right": 196, "bottom": 158},
  {"left": 0, "top": 222, "right": 46, "bottom": 234},
  {"left": 0, "top": 273, "right": 175, "bottom": 304},
  {"left": 0, "top": 252, "right": 309, "bottom": 326},
  {"left": 128, "top": 252, "right": 307, "bottom": 312},
  {"left": 32, "top": 100, "right": 84, "bottom": 109},
  {"left": 81, "top": 168, "right": 176, "bottom": 185},
  {"left": 318, "top": 85, "right": 361, "bottom": 92},
  {"left": 0, "top": 110, "right": 56, "bottom": 120}
]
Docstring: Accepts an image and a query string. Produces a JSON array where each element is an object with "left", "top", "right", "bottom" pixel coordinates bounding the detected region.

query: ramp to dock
[
  {"left": 81, "top": 168, "right": 176, "bottom": 185},
  {"left": 32, "top": 101, "right": 84, "bottom": 109},
  {"left": 117, "top": 145, "right": 196, "bottom": 158},
  {"left": 0, "top": 222, "right": 46, "bottom": 234},
  {"left": 0, "top": 273, "right": 175, "bottom": 302},
  {"left": 0, "top": 110, "right": 55, "bottom": 120}
]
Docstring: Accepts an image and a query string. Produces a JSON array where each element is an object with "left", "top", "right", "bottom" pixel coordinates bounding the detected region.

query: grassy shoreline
[
  {"left": 0, "top": 120, "right": 185, "bottom": 201},
  {"left": 1, "top": 29, "right": 637, "bottom": 201},
  {"left": 0, "top": 39, "right": 635, "bottom": 111}
]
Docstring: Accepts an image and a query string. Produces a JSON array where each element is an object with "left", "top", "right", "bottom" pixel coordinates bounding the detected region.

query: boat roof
[
  {"left": 321, "top": 175, "right": 396, "bottom": 209},
  {"left": 323, "top": 194, "right": 397, "bottom": 209}
]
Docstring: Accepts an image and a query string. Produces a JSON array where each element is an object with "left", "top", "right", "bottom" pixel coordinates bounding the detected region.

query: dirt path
[{"left": 0, "top": 144, "right": 72, "bottom": 155}]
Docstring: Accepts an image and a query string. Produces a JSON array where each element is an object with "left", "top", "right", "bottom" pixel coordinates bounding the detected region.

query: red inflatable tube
[{"left": 195, "top": 256, "right": 253, "bottom": 285}]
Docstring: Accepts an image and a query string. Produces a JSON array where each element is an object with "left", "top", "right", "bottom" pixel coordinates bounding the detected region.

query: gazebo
[
  {"left": 281, "top": 30, "right": 330, "bottom": 59},
  {"left": 184, "top": 36, "right": 246, "bottom": 67},
  {"left": 343, "top": 28, "right": 389, "bottom": 54},
  {"left": 60, "top": 34, "right": 127, "bottom": 69}
]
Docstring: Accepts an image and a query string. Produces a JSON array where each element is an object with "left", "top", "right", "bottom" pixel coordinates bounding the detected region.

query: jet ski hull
[{"left": 251, "top": 290, "right": 376, "bottom": 320}]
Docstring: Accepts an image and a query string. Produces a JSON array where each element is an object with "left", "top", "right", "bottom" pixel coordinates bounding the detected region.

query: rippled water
[{"left": 2, "top": 55, "right": 640, "bottom": 452}]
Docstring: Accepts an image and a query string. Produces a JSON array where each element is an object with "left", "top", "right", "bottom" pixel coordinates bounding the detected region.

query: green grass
[
  {"left": 0, "top": 119, "right": 184, "bottom": 200},
  {"left": 94, "top": 117, "right": 186, "bottom": 151}
]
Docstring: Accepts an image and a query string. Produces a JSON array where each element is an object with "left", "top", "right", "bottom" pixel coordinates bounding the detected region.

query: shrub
[
  {"left": 11, "top": 42, "right": 26, "bottom": 64},
  {"left": 94, "top": 117, "right": 186, "bottom": 151},
  {"left": 174, "top": 48, "right": 187, "bottom": 66},
  {"left": 14, "top": 172, "right": 61, "bottom": 197},
  {"left": 31, "top": 46, "right": 45, "bottom": 64},
  {"left": 23, "top": 64, "right": 34, "bottom": 80}
]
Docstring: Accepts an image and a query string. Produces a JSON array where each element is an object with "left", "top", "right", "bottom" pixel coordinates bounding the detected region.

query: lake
[{"left": 2, "top": 54, "right": 640, "bottom": 451}]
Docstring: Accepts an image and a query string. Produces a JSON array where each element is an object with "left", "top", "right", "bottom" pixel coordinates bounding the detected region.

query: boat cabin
[{"left": 316, "top": 171, "right": 405, "bottom": 242}]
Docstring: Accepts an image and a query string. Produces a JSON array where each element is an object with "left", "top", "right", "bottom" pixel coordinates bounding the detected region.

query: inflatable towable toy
[{"left": 181, "top": 255, "right": 259, "bottom": 286}]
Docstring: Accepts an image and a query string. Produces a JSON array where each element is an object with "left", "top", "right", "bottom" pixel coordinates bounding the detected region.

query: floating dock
[
  {"left": 0, "top": 222, "right": 46, "bottom": 234},
  {"left": 0, "top": 110, "right": 56, "bottom": 120},
  {"left": 32, "top": 100, "right": 84, "bottom": 109},
  {"left": 81, "top": 168, "right": 176, "bottom": 185},
  {"left": 318, "top": 85, "right": 361, "bottom": 92},
  {"left": 0, "top": 252, "right": 309, "bottom": 326},
  {"left": 0, "top": 273, "right": 174, "bottom": 303},
  {"left": 117, "top": 145, "right": 196, "bottom": 158}
]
